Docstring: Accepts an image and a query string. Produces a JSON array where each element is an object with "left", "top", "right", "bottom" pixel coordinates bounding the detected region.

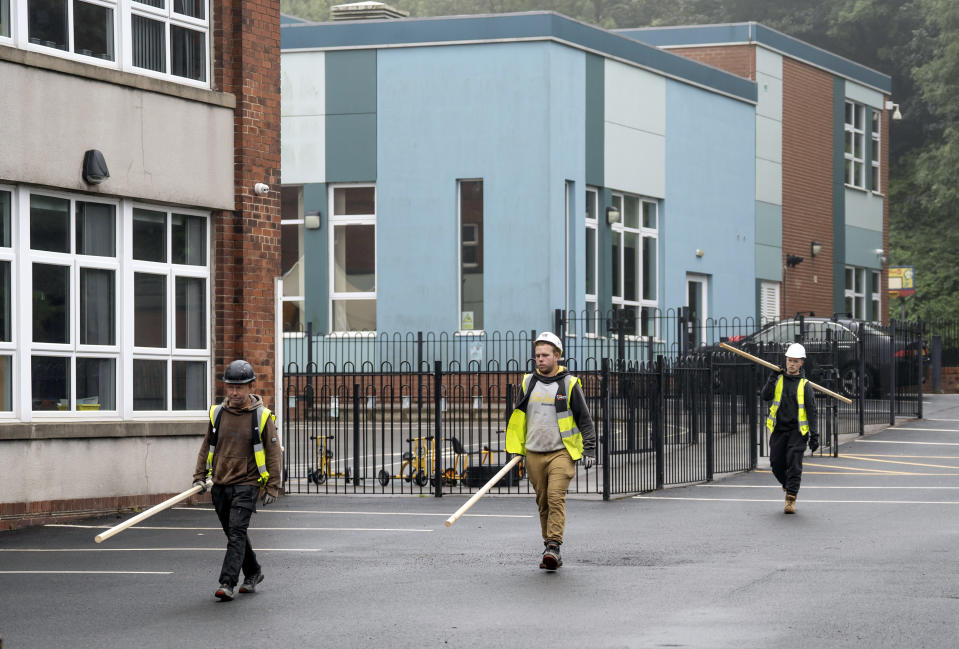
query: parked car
[{"left": 718, "top": 317, "right": 923, "bottom": 398}]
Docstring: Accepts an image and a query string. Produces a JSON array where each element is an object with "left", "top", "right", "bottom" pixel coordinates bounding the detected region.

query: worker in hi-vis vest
[
  {"left": 193, "top": 359, "right": 282, "bottom": 601},
  {"left": 506, "top": 332, "right": 596, "bottom": 570},
  {"left": 761, "top": 343, "right": 819, "bottom": 514}
]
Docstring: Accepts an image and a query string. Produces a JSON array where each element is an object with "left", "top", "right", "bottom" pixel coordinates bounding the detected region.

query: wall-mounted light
[
  {"left": 884, "top": 100, "right": 902, "bottom": 121},
  {"left": 82, "top": 149, "right": 110, "bottom": 185},
  {"left": 810, "top": 241, "right": 822, "bottom": 257},
  {"left": 695, "top": 249, "right": 705, "bottom": 258},
  {"left": 876, "top": 248, "right": 887, "bottom": 265},
  {"left": 254, "top": 182, "right": 270, "bottom": 196},
  {"left": 606, "top": 206, "right": 621, "bottom": 225},
  {"left": 304, "top": 211, "right": 321, "bottom": 230},
  {"left": 786, "top": 254, "right": 804, "bottom": 268}
]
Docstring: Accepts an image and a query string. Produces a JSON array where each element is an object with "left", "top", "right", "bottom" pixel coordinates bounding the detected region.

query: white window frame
[
  {"left": 871, "top": 109, "right": 881, "bottom": 194},
  {"left": 457, "top": 179, "right": 483, "bottom": 335},
  {"left": 845, "top": 265, "right": 866, "bottom": 320},
  {"left": 280, "top": 186, "right": 305, "bottom": 336},
  {"left": 845, "top": 100, "right": 866, "bottom": 190},
  {"left": 328, "top": 183, "right": 376, "bottom": 335},
  {"left": 610, "top": 191, "right": 659, "bottom": 339},
  {"left": 8, "top": 0, "right": 210, "bottom": 88},
  {"left": 584, "top": 187, "right": 598, "bottom": 337},
  {"left": 0, "top": 186, "right": 18, "bottom": 420}
]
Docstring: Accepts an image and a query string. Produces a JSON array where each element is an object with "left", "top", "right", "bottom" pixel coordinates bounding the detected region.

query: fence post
[
  {"left": 916, "top": 320, "right": 923, "bottom": 419},
  {"left": 858, "top": 329, "right": 866, "bottom": 435},
  {"left": 601, "top": 357, "right": 611, "bottom": 501},
  {"left": 554, "top": 308, "right": 565, "bottom": 341},
  {"left": 889, "top": 319, "right": 897, "bottom": 427},
  {"left": 352, "top": 383, "right": 360, "bottom": 488},
  {"left": 932, "top": 334, "right": 942, "bottom": 394},
  {"left": 705, "top": 353, "right": 714, "bottom": 481},
  {"left": 655, "top": 355, "right": 665, "bottom": 490},
  {"left": 433, "top": 360, "right": 443, "bottom": 497},
  {"left": 748, "top": 361, "right": 757, "bottom": 469},
  {"left": 417, "top": 331, "right": 424, "bottom": 372},
  {"left": 307, "top": 320, "right": 313, "bottom": 369}
]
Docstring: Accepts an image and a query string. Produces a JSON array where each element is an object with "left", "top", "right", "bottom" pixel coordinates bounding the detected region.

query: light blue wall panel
[
  {"left": 844, "top": 188, "right": 883, "bottom": 232},
  {"left": 375, "top": 42, "right": 586, "bottom": 333},
  {"left": 845, "top": 225, "right": 883, "bottom": 269},
  {"left": 664, "top": 80, "right": 756, "bottom": 319}
]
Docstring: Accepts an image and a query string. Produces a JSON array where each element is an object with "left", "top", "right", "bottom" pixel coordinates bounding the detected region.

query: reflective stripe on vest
[
  {"left": 766, "top": 376, "right": 810, "bottom": 436},
  {"left": 207, "top": 404, "right": 274, "bottom": 484},
  {"left": 505, "top": 372, "right": 585, "bottom": 460}
]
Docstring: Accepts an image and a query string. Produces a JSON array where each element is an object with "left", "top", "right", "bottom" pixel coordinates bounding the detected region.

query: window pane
[
  {"left": 333, "top": 224, "right": 375, "bottom": 292},
  {"left": 132, "top": 14, "right": 165, "bottom": 73},
  {"left": 641, "top": 306, "right": 656, "bottom": 337},
  {"left": 76, "top": 201, "right": 116, "bottom": 256},
  {"left": 32, "top": 355, "right": 69, "bottom": 411},
  {"left": 460, "top": 180, "right": 483, "bottom": 331},
  {"left": 623, "top": 195, "right": 639, "bottom": 229},
  {"left": 31, "top": 194, "right": 70, "bottom": 253},
  {"left": 80, "top": 268, "right": 115, "bottom": 345},
  {"left": 332, "top": 300, "right": 375, "bottom": 332},
  {"left": 174, "top": 0, "right": 203, "bottom": 19},
  {"left": 28, "top": 0, "right": 68, "bottom": 50},
  {"left": 282, "top": 223, "right": 304, "bottom": 297},
  {"left": 133, "top": 208, "right": 166, "bottom": 261},
  {"left": 845, "top": 268, "right": 853, "bottom": 290},
  {"left": 611, "top": 231, "right": 621, "bottom": 299},
  {"left": 173, "top": 360, "right": 206, "bottom": 410},
  {"left": 33, "top": 263, "right": 70, "bottom": 343},
  {"left": 135, "top": 273, "right": 166, "bottom": 347},
  {"left": 845, "top": 102, "right": 853, "bottom": 125},
  {"left": 76, "top": 357, "right": 115, "bottom": 410},
  {"left": 643, "top": 236, "right": 657, "bottom": 300},
  {"left": 0, "top": 356, "right": 11, "bottom": 411},
  {"left": 585, "top": 226, "right": 596, "bottom": 295},
  {"left": 175, "top": 276, "right": 205, "bottom": 349},
  {"left": 585, "top": 189, "right": 596, "bottom": 221},
  {"left": 0, "top": 190, "right": 10, "bottom": 247},
  {"left": 623, "top": 232, "right": 638, "bottom": 302},
  {"left": 74, "top": 0, "right": 114, "bottom": 60},
  {"left": 0, "top": 261, "right": 9, "bottom": 342},
  {"left": 171, "top": 213, "right": 206, "bottom": 265},
  {"left": 333, "top": 187, "right": 374, "bottom": 215},
  {"left": 133, "top": 359, "right": 166, "bottom": 410},
  {"left": 134, "top": 0, "right": 164, "bottom": 7},
  {"left": 872, "top": 111, "right": 879, "bottom": 134},
  {"left": 283, "top": 300, "right": 304, "bottom": 333},
  {"left": 642, "top": 201, "right": 656, "bottom": 229},
  {"left": 171, "top": 24, "right": 205, "bottom": 82},
  {"left": 855, "top": 269, "right": 864, "bottom": 293},
  {"left": 1, "top": 0, "right": 10, "bottom": 37}
]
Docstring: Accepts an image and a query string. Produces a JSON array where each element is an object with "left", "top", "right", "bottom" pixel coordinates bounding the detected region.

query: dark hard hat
[{"left": 223, "top": 359, "right": 255, "bottom": 384}]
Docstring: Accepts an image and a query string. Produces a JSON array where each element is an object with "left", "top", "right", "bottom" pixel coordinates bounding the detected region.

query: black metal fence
[{"left": 280, "top": 311, "right": 924, "bottom": 499}]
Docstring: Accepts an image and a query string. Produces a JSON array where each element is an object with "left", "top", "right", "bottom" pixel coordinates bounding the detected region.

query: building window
[
  {"left": 329, "top": 184, "right": 375, "bottom": 333},
  {"left": 280, "top": 186, "right": 305, "bottom": 333},
  {"left": 845, "top": 101, "right": 866, "bottom": 189},
  {"left": 611, "top": 191, "right": 658, "bottom": 337},
  {"left": 845, "top": 266, "right": 866, "bottom": 319},
  {"left": 11, "top": 0, "right": 208, "bottom": 85},
  {"left": 871, "top": 110, "right": 881, "bottom": 193},
  {"left": 1, "top": 0, "right": 10, "bottom": 38},
  {"left": 871, "top": 270, "right": 881, "bottom": 321},
  {"left": 584, "top": 187, "right": 598, "bottom": 335},
  {"left": 458, "top": 180, "right": 483, "bottom": 331}
]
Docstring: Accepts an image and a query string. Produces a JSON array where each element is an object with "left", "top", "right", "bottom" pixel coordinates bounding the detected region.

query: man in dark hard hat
[
  {"left": 192, "top": 360, "right": 282, "bottom": 601},
  {"left": 761, "top": 343, "right": 819, "bottom": 514}
]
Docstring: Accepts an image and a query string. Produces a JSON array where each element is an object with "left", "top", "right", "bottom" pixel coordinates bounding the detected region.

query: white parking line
[
  {"left": 46, "top": 524, "right": 432, "bottom": 533},
  {"left": 173, "top": 507, "right": 531, "bottom": 519},
  {"left": 855, "top": 440, "right": 959, "bottom": 446},
  {"left": 0, "top": 547, "right": 324, "bottom": 552},
  {"left": 698, "top": 484, "right": 959, "bottom": 490},
  {"left": 886, "top": 427, "right": 959, "bottom": 432},
  {"left": 634, "top": 495, "right": 959, "bottom": 504},
  {"left": 0, "top": 570, "right": 172, "bottom": 575}
]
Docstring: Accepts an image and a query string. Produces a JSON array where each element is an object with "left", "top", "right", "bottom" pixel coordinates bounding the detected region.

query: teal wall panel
[
  {"left": 326, "top": 50, "right": 376, "bottom": 114},
  {"left": 303, "top": 182, "right": 328, "bottom": 333},
  {"left": 326, "top": 114, "right": 377, "bottom": 182},
  {"left": 585, "top": 53, "right": 604, "bottom": 188},
  {"left": 845, "top": 225, "right": 882, "bottom": 269}
]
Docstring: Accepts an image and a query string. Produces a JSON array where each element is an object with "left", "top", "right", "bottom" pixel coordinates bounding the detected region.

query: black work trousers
[
  {"left": 211, "top": 484, "right": 260, "bottom": 588},
  {"left": 769, "top": 428, "right": 808, "bottom": 495}
]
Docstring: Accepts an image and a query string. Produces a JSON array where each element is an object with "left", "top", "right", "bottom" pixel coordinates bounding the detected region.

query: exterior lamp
[
  {"left": 304, "top": 211, "right": 321, "bottom": 229},
  {"left": 606, "top": 206, "right": 621, "bottom": 225},
  {"left": 810, "top": 241, "right": 822, "bottom": 257}
]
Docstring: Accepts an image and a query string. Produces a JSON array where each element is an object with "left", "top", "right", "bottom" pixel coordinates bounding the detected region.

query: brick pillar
[{"left": 212, "top": 0, "right": 281, "bottom": 407}]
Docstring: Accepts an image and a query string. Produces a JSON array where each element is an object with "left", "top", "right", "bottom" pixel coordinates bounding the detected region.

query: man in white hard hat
[
  {"left": 506, "top": 331, "right": 596, "bottom": 570},
  {"left": 761, "top": 343, "right": 819, "bottom": 514}
]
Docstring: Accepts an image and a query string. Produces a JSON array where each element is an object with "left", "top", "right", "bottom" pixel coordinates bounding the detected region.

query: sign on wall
[{"left": 888, "top": 266, "right": 915, "bottom": 298}]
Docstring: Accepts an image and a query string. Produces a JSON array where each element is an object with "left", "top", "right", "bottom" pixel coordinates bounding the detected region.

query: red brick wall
[
  {"left": 668, "top": 45, "right": 756, "bottom": 81},
  {"left": 212, "top": 0, "right": 282, "bottom": 408},
  {"left": 781, "top": 57, "right": 835, "bottom": 318}
]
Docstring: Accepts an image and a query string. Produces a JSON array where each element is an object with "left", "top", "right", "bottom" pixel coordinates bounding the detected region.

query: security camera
[{"left": 253, "top": 183, "right": 270, "bottom": 196}]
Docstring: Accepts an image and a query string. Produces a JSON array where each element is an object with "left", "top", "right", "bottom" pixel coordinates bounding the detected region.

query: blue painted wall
[
  {"left": 663, "top": 80, "right": 756, "bottom": 320},
  {"left": 375, "top": 42, "right": 586, "bottom": 333}
]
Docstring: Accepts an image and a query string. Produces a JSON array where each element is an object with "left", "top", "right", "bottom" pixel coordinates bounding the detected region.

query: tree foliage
[{"left": 281, "top": 0, "right": 959, "bottom": 320}]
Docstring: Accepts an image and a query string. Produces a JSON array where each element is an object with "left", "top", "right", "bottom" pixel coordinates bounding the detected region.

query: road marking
[
  {"left": 174, "top": 507, "right": 531, "bottom": 519},
  {"left": 756, "top": 468, "right": 959, "bottom": 476},
  {"left": 699, "top": 484, "right": 959, "bottom": 490},
  {"left": 886, "top": 427, "right": 959, "bottom": 433},
  {"left": 0, "top": 570, "right": 172, "bottom": 575},
  {"left": 855, "top": 439, "right": 959, "bottom": 446},
  {"left": 841, "top": 454, "right": 959, "bottom": 470},
  {"left": 841, "top": 454, "right": 959, "bottom": 459},
  {"left": 923, "top": 419, "right": 959, "bottom": 423},
  {"left": 46, "top": 524, "right": 432, "bottom": 533},
  {"left": 804, "top": 462, "right": 916, "bottom": 475},
  {"left": 634, "top": 495, "right": 959, "bottom": 504},
  {"left": 0, "top": 547, "right": 324, "bottom": 552}
]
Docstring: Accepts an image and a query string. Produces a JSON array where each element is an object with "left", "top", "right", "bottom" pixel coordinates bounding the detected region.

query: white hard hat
[
  {"left": 534, "top": 331, "right": 563, "bottom": 355},
  {"left": 785, "top": 343, "right": 806, "bottom": 359}
]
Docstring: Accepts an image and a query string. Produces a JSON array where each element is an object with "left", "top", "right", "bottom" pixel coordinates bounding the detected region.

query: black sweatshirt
[{"left": 761, "top": 372, "right": 818, "bottom": 438}]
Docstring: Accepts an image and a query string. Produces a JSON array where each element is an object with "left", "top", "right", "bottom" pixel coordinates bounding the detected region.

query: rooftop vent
[{"left": 330, "top": 2, "right": 409, "bottom": 20}]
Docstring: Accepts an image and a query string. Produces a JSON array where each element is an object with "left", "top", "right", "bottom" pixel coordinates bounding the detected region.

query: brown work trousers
[{"left": 525, "top": 448, "right": 575, "bottom": 544}]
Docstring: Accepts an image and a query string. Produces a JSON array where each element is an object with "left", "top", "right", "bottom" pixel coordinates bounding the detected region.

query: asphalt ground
[{"left": 3, "top": 395, "right": 959, "bottom": 649}]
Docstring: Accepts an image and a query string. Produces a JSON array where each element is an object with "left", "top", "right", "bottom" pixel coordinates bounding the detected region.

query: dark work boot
[{"left": 541, "top": 541, "right": 562, "bottom": 571}]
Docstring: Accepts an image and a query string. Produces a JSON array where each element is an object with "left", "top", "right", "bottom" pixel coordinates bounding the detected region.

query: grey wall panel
[
  {"left": 326, "top": 50, "right": 376, "bottom": 115},
  {"left": 585, "top": 53, "right": 604, "bottom": 187},
  {"left": 0, "top": 61, "right": 234, "bottom": 209},
  {"left": 325, "top": 113, "right": 376, "bottom": 182}
]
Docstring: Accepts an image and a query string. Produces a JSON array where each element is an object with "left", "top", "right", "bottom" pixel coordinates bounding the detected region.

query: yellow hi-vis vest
[
  {"left": 505, "top": 371, "right": 585, "bottom": 460},
  {"left": 766, "top": 375, "right": 810, "bottom": 436},
  {"left": 206, "top": 404, "right": 274, "bottom": 485}
]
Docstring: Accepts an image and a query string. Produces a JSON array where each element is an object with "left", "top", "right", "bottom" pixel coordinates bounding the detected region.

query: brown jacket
[{"left": 193, "top": 394, "right": 282, "bottom": 498}]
